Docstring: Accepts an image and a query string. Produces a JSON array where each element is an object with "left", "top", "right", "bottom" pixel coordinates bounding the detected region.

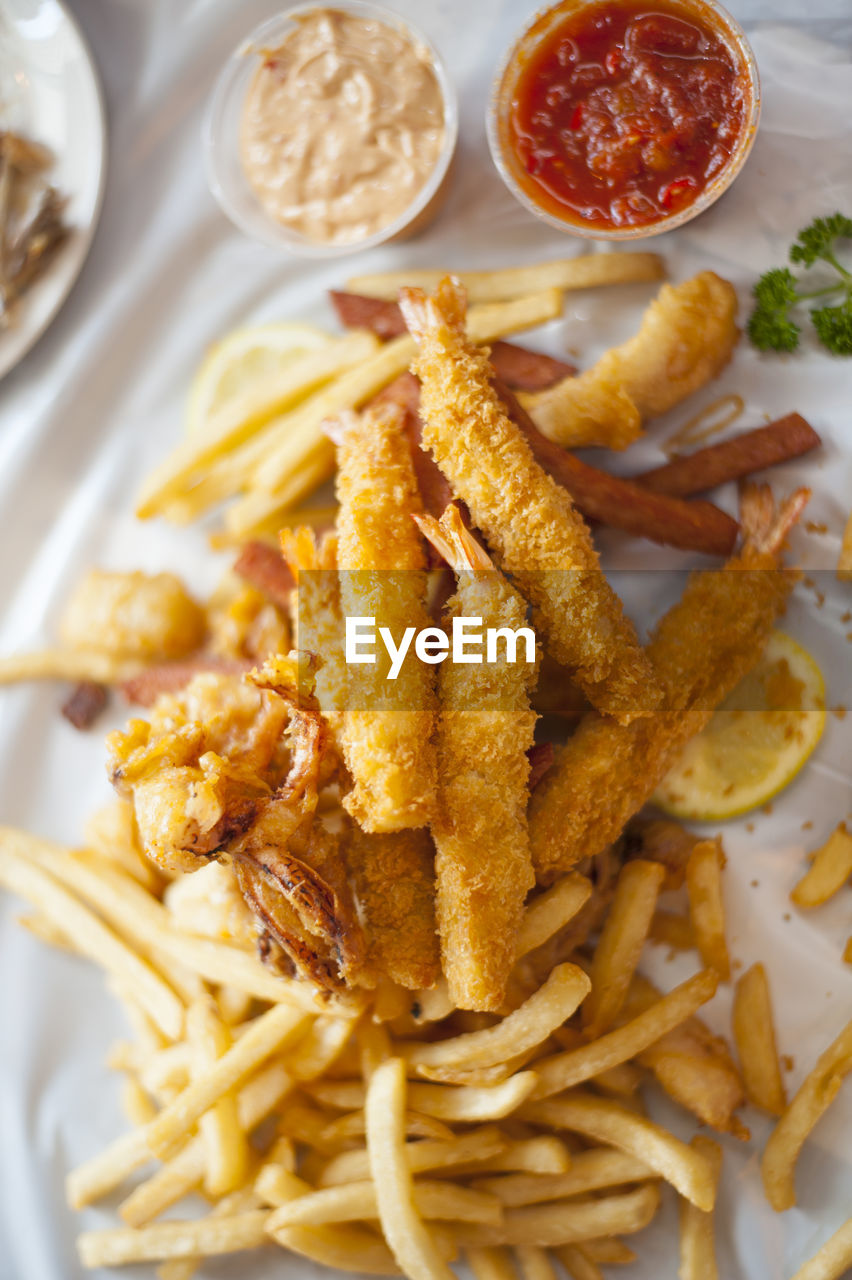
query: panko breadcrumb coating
[{"left": 399, "top": 276, "right": 659, "bottom": 725}]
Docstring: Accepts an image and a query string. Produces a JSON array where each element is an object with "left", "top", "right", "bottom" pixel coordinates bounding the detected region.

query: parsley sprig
[{"left": 748, "top": 213, "right": 852, "bottom": 356}]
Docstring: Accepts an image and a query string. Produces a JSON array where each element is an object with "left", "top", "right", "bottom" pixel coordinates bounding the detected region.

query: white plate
[{"left": 0, "top": 0, "right": 106, "bottom": 380}]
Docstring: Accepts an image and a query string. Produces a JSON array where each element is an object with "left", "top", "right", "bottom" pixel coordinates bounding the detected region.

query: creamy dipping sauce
[{"left": 239, "top": 8, "right": 446, "bottom": 245}]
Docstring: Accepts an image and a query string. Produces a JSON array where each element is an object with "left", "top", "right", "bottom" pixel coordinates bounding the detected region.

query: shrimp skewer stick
[
  {"left": 334, "top": 403, "right": 438, "bottom": 832},
  {"left": 414, "top": 504, "right": 539, "bottom": 1012},
  {"left": 529, "top": 484, "right": 809, "bottom": 884},
  {"left": 399, "top": 277, "right": 659, "bottom": 725}
]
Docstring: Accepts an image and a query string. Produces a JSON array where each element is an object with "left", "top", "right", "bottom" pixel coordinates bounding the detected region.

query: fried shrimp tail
[
  {"left": 521, "top": 272, "right": 739, "bottom": 447},
  {"left": 529, "top": 483, "right": 809, "bottom": 883},
  {"left": 280, "top": 526, "right": 347, "bottom": 745},
  {"left": 400, "top": 276, "right": 659, "bottom": 724},
  {"left": 415, "top": 503, "right": 538, "bottom": 1011},
  {"left": 334, "top": 403, "right": 438, "bottom": 831}
]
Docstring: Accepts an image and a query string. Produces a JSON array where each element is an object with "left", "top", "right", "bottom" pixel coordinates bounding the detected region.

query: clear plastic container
[
  {"left": 487, "top": 0, "right": 761, "bottom": 241},
  {"left": 203, "top": 2, "right": 458, "bottom": 258}
]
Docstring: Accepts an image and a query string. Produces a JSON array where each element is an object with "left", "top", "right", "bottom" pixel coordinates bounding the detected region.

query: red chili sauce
[{"left": 508, "top": 1, "right": 751, "bottom": 230}]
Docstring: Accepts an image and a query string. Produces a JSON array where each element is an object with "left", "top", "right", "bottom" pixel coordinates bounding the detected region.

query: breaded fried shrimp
[
  {"left": 521, "top": 272, "right": 739, "bottom": 447},
  {"left": 529, "top": 484, "right": 809, "bottom": 884},
  {"left": 415, "top": 504, "right": 538, "bottom": 1012},
  {"left": 343, "top": 822, "right": 440, "bottom": 991},
  {"left": 399, "top": 276, "right": 659, "bottom": 724},
  {"left": 334, "top": 403, "right": 437, "bottom": 831}
]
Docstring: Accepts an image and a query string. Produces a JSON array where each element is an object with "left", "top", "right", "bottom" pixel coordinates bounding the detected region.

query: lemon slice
[
  {"left": 653, "top": 631, "right": 826, "bottom": 822},
  {"left": 186, "top": 322, "right": 332, "bottom": 436}
]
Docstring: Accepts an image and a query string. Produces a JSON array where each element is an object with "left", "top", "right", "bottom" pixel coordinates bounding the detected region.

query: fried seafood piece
[
  {"left": 343, "top": 821, "right": 439, "bottom": 991},
  {"left": 109, "top": 656, "right": 365, "bottom": 991},
  {"left": 334, "top": 403, "right": 438, "bottom": 830},
  {"left": 280, "top": 527, "right": 347, "bottom": 744},
  {"left": 529, "top": 484, "right": 809, "bottom": 884},
  {"left": 60, "top": 569, "right": 206, "bottom": 661},
  {"left": 399, "top": 277, "right": 658, "bottom": 724},
  {"left": 414, "top": 504, "right": 538, "bottom": 1012},
  {"left": 520, "top": 272, "right": 739, "bottom": 447}
]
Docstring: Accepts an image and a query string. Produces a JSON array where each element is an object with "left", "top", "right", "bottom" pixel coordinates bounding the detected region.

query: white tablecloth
[{"left": 2, "top": 1, "right": 852, "bottom": 1276}]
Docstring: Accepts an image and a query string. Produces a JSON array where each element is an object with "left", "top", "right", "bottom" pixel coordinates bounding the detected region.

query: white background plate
[
  {"left": 0, "top": 1, "right": 852, "bottom": 1278},
  {"left": 0, "top": 0, "right": 106, "bottom": 380}
]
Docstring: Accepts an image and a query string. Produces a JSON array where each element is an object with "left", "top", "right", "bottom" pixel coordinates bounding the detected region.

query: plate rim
[{"left": 0, "top": 0, "right": 109, "bottom": 382}]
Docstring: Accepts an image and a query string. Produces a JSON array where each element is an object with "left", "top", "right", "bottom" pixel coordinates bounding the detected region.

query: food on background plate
[
  {"left": 0, "top": 129, "right": 71, "bottom": 327},
  {"left": 838, "top": 511, "right": 852, "bottom": 580},
  {"left": 748, "top": 214, "right": 852, "bottom": 356},
  {"left": 239, "top": 6, "right": 451, "bottom": 247},
  {"left": 488, "top": 0, "right": 759, "bottom": 236}
]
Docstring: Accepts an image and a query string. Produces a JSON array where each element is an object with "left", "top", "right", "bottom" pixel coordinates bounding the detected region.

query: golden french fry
[
  {"left": 791, "top": 1214, "right": 852, "bottom": 1280},
  {"left": 449, "top": 1136, "right": 571, "bottom": 1178},
  {"left": 187, "top": 996, "right": 249, "bottom": 1197},
  {"left": 556, "top": 1245, "right": 604, "bottom": 1280},
  {"left": 286, "top": 1016, "right": 356, "bottom": 1082},
  {"left": 407, "top": 964, "right": 590, "bottom": 1073},
  {"left": 685, "top": 840, "right": 730, "bottom": 981},
  {"left": 523, "top": 1093, "right": 716, "bottom": 1211},
  {"left": 136, "top": 330, "right": 380, "bottom": 516},
  {"left": 678, "top": 1135, "right": 723, "bottom": 1280},
  {"left": 516, "top": 1245, "right": 558, "bottom": 1280},
  {"left": 0, "top": 843, "right": 183, "bottom": 1041},
  {"left": 156, "top": 1186, "right": 260, "bottom": 1280},
  {"left": 837, "top": 513, "right": 852, "bottom": 582},
  {"left": 311, "top": 1072, "right": 539, "bottom": 1122},
  {"left": 533, "top": 969, "right": 718, "bottom": 1099},
  {"left": 580, "top": 1239, "right": 636, "bottom": 1265},
  {"left": 266, "top": 1177, "right": 503, "bottom": 1228},
  {"left": 583, "top": 860, "right": 666, "bottom": 1036},
  {"left": 515, "top": 875, "right": 593, "bottom": 960},
  {"left": 77, "top": 1211, "right": 270, "bottom": 1267},
  {"left": 346, "top": 254, "right": 664, "bottom": 302},
  {"left": 468, "top": 1246, "right": 519, "bottom": 1280},
  {"left": 9, "top": 833, "right": 332, "bottom": 1012},
  {"left": 762, "top": 1018, "right": 852, "bottom": 1211},
  {"left": 144, "top": 1004, "right": 311, "bottom": 1159},
  {"left": 0, "top": 649, "right": 143, "bottom": 686},
  {"left": 118, "top": 1061, "right": 292, "bottom": 1225},
  {"left": 367, "top": 1057, "right": 456, "bottom": 1280},
  {"left": 473, "top": 1149, "right": 654, "bottom": 1207},
  {"left": 121, "top": 1077, "right": 158, "bottom": 1129},
  {"left": 269, "top": 1223, "right": 403, "bottom": 1275},
  {"left": 322, "top": 1110, "right": 454, "bottom": 1144},
  {"left": 791, "top": 825, "right": 852, "bottom": 908},
  {"left": 317, "top": 1126, "right": 506, "bottom": 1187},
  {"left": 454, "top": 1183, "right": 661, "bottom": 1247},
  {"left": 732, "top": 964, "right": 787, "bottom": 1117}
]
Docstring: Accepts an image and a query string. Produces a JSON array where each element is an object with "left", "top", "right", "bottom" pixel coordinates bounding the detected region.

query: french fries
[
  {"left": 762, "top": 1017, "right": 852, "bottom": 1210},
  {"left": 523, "top": 1093, "right": 717, "bottom": 1210},
  {"left": 791, "top": 824, "right": 852, "bottom": 907},
  {"left": 186, "top": 996, "right": 249, "bottom": 1196},
  {"left": 77, "top": 1212, "right": 271, "bottom": 1267},
  {"left": 583, "top": 859, "right": 666, "bottom": 1035},
  {"left": 346, "top": 252, "right": 664, "bottom": 302},
  {"left": 732, "top": 964, "right": 787, "bottom": 1116},
  {"left": 685, "top": 840, "right": 731, "bottom": 982},
  {"left": 678, "top": 1135, "right": 723, "bottom": 1280},
  {"left": 531, "top": 969, "right": 718, "bottom": 1098},
  {"left": 473, "top": 1149, "right": 654, "bottom": 1207},
  {"left": 367, "top": 1057, "right": 456, "bottom": 1280},
  {"left": 515, "top": 875, "right": 592, "bottom": 959},
  {"left": 454, "top": 1183, "right": 661, "bottom": 1248},
  {"left": 406, "top": 964, "right": 590, "bottom": 1074}
]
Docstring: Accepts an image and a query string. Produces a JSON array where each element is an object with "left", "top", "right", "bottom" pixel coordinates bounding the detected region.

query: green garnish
[{"left": 748, "top": 213, "right": 852, "bottom": 356}]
